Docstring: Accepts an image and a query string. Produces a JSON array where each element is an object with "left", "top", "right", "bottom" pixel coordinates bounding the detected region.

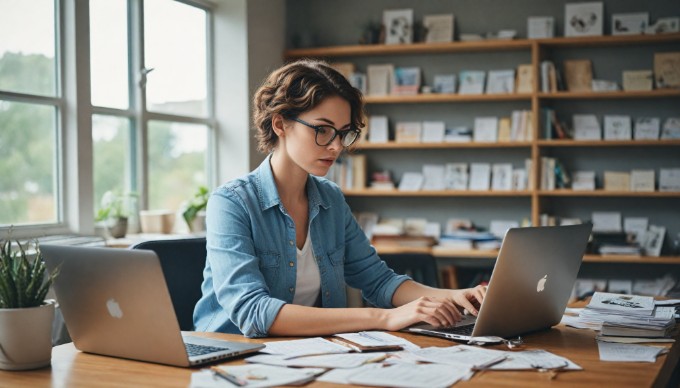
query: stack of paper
[{"left": 579, "top": 292, "right": 675, "bottom": 338}]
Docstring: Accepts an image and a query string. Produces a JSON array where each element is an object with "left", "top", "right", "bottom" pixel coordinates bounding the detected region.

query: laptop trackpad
[{"left": 412, "top": 314, "right": 477, "bottom": 331}]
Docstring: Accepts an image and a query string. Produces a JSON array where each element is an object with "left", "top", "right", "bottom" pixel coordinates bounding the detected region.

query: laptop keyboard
[
  {"left": 185, "top": 343, "right": 229, "bottom": 357},
  {"left": 439, "top": 324, "right": 475, "bottom": 336}
]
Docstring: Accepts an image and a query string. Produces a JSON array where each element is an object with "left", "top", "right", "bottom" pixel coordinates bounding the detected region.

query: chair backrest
[
  {"left": 381, "top": 253, "right": 440, "bottom": 288},
  {"left": 131, "top": 237, "right": 206, "bottom": 331}
]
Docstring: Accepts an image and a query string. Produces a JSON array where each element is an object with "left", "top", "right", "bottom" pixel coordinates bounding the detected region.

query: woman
[{"left": 193, "top": 59, "right": 486, "bottom": 337}]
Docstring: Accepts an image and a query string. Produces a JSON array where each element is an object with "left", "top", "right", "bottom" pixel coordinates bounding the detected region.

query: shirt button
[
  {"left": 289, "top": 287, "right": 294, "bottom": 293},
  {"left": 289, "top": 261, "right": 294, "bottom": 267},
  {"left": 289, "top": 240, "right": 294, "bottom": 246}
]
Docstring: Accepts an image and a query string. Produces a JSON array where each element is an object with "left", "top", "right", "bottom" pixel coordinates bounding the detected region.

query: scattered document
[
  {"left": 655, "top": 299, "right": 680, "bottom": 306},
  {"left": 349, "top": 363, "right": 472, "bottom": 388},
  {"left": 335, "top": 331, "right": 420, "bottom": 351},
  {"left": 597, "top": 341, "right": 666, "bottom": 362},
  {"left": 487, "top": 349, "right": 582, "bottom": 371},
  {"left": 411, "top": 345, "right": 506, "bottom": 368},
  {"left": 260, "top": 337, "right": 349, "bottom": 358},
  {"left": 596, "top": 335, "right": 675, "bottom": 344},
  {"left": 190, "top": 365, "right": 324, "bottom": 388},
  {"left": 246, "top": 352, "right": 387, "bottom": 369},
  {"left": 316, "top": 363, "right": 383, "bottom": 384}
]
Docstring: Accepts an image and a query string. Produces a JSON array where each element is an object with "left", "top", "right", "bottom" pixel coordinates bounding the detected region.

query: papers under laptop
[
  {"left": 408, "top": 224, "right": 592, "bottom": 343},
  {"left": 42, "top": 244, "right": 264, "bottom": 367}
]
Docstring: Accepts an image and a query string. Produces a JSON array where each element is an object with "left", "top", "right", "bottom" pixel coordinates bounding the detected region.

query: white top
[{"left": 292, "top": 229, "right": 321, "bottom": 306}]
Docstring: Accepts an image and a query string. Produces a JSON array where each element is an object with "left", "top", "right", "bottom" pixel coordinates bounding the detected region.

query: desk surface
[{"left": 2, "top": 324, "right": 677, "bottom": 387}]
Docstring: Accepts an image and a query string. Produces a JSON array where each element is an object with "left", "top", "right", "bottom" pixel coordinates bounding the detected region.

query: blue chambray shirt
[{"left": 193, "top": 155, "right": 410, "bottom": 337}]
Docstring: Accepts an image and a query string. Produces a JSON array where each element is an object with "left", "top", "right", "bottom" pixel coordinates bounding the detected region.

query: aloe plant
[
  {"left": 182, "top": 185, "right": 209, "bottom": 230},
  {"left": 0, "top": 238, "right": 59, "bottom": 309}
]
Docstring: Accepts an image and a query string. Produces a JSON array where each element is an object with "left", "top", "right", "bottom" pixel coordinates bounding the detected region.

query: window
[
  {"left": 0, "top": 0, "right": 60, "bottom": 226},
  {"left": 1, "top": 0, "right": 215, "bottom": 234},
  {"left": 90, "top": 0, "right": 214, "bottom": 221}
]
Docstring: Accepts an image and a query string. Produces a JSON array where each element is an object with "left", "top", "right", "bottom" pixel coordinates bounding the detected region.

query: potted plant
[
  {"left": 0, "top": 237, "right": 59, "bottom": 370},
  {"left": 96, "top": 190, "right": 133, "bottom": 238},
  {"left": 182, "top": 186, "right": 209, "bottom": 233}
]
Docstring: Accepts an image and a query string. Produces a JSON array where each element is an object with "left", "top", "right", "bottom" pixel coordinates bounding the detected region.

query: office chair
[
  {"left": 381, "top": 253, "right": 440, "bottom": 288},
  {"left": 131, "top": 237, "right": 206, "bottom": 331}
]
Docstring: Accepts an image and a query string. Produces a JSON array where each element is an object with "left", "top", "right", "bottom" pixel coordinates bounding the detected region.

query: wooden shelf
[
  {"left": 355, "top": 141, "right": 532, "bottom": 150},
  {"left": 583, "top": 255, "right": 680, "bottom": 264},
  {"left": 344, "top": 189, "right": 532, "bottom": 197},
  {"left": 538, "top": 89, "right": 680, "bottom": 100},
  {"left": 538, "top": 190, "right": 680, "bottom": 198},
  {"left": 537, "top": 139, "right": 680, "bottom": 147},
  {"left": 285, "top": 39, "right": 532, "bottom": 59},
  {"left": 284, "top": 33, "right": 680, "bottom": 59},
  {"left": 364, "top": 93, "right": 531, "bottom": 104}
]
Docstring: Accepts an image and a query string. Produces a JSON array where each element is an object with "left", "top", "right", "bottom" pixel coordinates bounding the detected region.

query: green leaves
[
  {"left": 182, "top": 185, "right": 209, "bottom": 229},
  {"left": 0, "top": 238, "right": 59, "bottom": 309}
]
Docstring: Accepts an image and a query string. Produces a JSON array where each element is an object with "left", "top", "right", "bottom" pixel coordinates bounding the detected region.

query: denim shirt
[{"left": 193, "top": 156, "right": 409, "bottom": 337}]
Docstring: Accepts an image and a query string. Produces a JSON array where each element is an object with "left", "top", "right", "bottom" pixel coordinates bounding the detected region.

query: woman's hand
[
  {"left": 381, "top": 296, "right": 465, "bottom": 331},
  {"left": 445, "top": 285, "right": 487, "bottom": 316}
]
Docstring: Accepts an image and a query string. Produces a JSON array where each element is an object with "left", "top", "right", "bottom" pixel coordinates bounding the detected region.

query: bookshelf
[{"left": 284, "top": 33, "right": 680, "bottom": 268}]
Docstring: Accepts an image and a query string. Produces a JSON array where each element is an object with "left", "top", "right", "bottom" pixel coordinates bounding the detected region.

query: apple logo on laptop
[
  {"left": 537, "top": 275, "right": 548, "bottom": 292},
  {"left": 106, "top": 298, "right": 124, "bottom": 319}
]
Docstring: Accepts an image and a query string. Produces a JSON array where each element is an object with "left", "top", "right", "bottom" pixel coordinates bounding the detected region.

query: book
[
  {"left": 515, "top": 64, "right": 533, "bottom": 93},
  {"left": 491, "top": 163, "right": 513, "bottom": 191},
  {"left": 630, "top": 170, "right": 655, "bottom": 192},
  {"left": 367, "top": 115, "right": 389, "bottom": 143},
  {"left": 421, "top": 121, "right": 445, "bottom": 142},
  {"left": 423, "top": 14, "right": 454, "bottom": 43},
  {"left": 433, "top": 74, "right": 456, "bottom": 94},
  {"left": 473, "top": 117, "right": 498, "bottom": 142},
  {"left": 612, "top": 13, "right": 649, "bottom": 36},
  {"left": 661, "top": 117, "right": 680, "bottom": 139},
  {"left": 604, "top": 172, "right": 631, "bottom": 191},
  {"left": 654, "top": 52, "right": 680, "bottom": 88},
  {"left": 527, "top": 16, "right": 554, "bottom": 38},
  {"left": 659, "top": 168, "right": 680, "bottom": 191},
  {"left": 395, "top": 122, "right": 422, "bottom": 143},
  {"left": 444, "top": 163, "right": 468, "bottom": 190},
  {"left": 469, "top": 163, "right": 491, "bottom": 190},
  {"left": 398, "top": 172, "right": 424, "bottom": 191},
  {"left": 485, "top": 69, "right": 515, "bottom": 94},
  {"left": 573, "top": 114, "right": 601, "bottom": 140},
  {"left": 366, "top": 64, "right": 394, "bottom": 95},
  {"left": 392, "top": 67, "right": 421, "bottom": 95},
  {"left": 564, "top": 59, "right": 593, "bottom": 92},
  {"left": 458, "top": 70, "right": 486, "bottom": 94},
  {"left": 622, "top": 70, "right": 653, "bottom": 91},
  {"left": 634, "top": 117, "right": 660, "bottom": 140},
  {"left": 421, "top": 164, "right": 445, "bottom": 191},
  {"left": 603, "top": 115, "right": 632, "bottom": 140},
  {"left": 383, "top": 8, "right": 414, "bottom": 44}
]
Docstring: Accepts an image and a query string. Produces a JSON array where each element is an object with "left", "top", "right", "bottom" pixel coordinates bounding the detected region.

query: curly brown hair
[{"left": 253, "top": 59, "right": 365, "bottom": 154}]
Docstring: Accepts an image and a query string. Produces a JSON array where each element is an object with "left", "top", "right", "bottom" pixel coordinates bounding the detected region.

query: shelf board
[
  {"left": 537, "top": 139, "right": 680, "bottom": 147},
  {"left": 535, "top": 32, "right": 680, "bottom": 47},
  {"left": 285, "top": 39, "right": 532, "bottom": 58},
  {"left": 538, "top": 190, "right": 680, "bottom": 197},
  {"left": 355, "top": 141, "right": 532, "bottom": 150},
  {"left": 538, "top": 89, "right": 680, "bottom": 100},
  {"left": 583, "top": 254, "right": 680, "bottom": 264},
  {"left": 284, "top": 33, "right": 680, "bottom": 59},
  {"left": 344, "top": 189, "right": 532, "bottom": 197},
  {"left": 364, "top": 93, "right": 532, "bottom": 104},
  {"left": 373, "top": 245, "right": 433, "bottom": 255}
]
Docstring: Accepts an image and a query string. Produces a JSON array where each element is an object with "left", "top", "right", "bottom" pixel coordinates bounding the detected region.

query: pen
[{"left": 210, "top": 366, "right": 249, "bottom": 386}]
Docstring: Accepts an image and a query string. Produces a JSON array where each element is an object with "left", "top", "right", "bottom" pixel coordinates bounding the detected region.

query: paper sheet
[
  {"left": 349, "top": 363, "right": 472, "bottom": 388},
  {"left": 597, "top": 341, "right": 665, "bottom": 362},
  {"left": 411, "top": 346, "right": 506, "bottom": 368},
  {"left": 190, "top": 365, "right": 324, "bottom": 388},
  {"left": 259, "top": 337, "right": 348, "bottom": 358},
  {"left": 246, "top": 352, "right": 387, "bottom": 369},
  {"left": 335, "top": 331, "right": 420, "bottom": 351}
]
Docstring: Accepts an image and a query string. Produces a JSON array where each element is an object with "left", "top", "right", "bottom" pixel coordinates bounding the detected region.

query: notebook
[
  {"left": 408, "top": 223, "right": 592, "bottom": 342},
  {"left": 42, "top": 244, "right": 264, "bottom": 367}
]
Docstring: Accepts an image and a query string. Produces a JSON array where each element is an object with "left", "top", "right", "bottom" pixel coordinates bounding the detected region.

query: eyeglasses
[{"left": 290, "top": 117, "right": 361, "bottom": 148}]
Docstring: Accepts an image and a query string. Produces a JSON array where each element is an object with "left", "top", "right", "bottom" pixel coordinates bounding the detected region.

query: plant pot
[
  {"left": 140, "top": 210, "right": 175, "bottom": 234},
  {"left": 188, "top": 211, "right": 207, "bottom": 233},
  {"left": 0, "top": 300, "right": 55, "bottom": 370},
  {"left": 108, "top": 217, "right": 128, "bottom": 239}
]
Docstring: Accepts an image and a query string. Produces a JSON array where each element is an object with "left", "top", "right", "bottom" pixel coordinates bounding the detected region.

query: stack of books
[
  {"left": 580, "top": 292, "right": 676, "bottom": 339},
  {"left": 438, "top": 230, "right": 500, "bottom": 251}
]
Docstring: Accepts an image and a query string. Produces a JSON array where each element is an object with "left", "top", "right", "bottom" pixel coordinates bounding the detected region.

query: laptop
[
  {"left": 408, "top": 223, "right": 592, "bottom": 342},
  {"left": 42, "top": 244, "right": 264, "bottom": 367}
]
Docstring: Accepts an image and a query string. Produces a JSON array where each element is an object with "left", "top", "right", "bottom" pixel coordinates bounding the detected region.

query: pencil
[{"left": 210, "top": 366, "right": 249, "bottom": 386}]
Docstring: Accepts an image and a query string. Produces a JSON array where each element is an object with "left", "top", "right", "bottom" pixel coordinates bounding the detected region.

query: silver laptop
[
  {"left": 42, "top": 244, "right": 264, "bottom": 367},
  {"left": 408, "top": 223, "right": 592, "bottom": 342}
]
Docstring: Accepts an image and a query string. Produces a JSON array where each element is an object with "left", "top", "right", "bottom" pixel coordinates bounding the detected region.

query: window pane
[
  {"left": 90, "top": 0, "right": 129, "bottom": 109},
  {"left": 0, "top": 101, "right": 57, "bottom": 225},
  {"left": 0, "top": 0, "right": 56, "bottom": 96},
  {"left": 144, "top": 0, "right": 207, "bottom": 117},
  {"left": 148, "top": 121, "right": 207, "bottom": 212},
  {"left": 92, "top": 115, "right": 132, "bottom": 210}
]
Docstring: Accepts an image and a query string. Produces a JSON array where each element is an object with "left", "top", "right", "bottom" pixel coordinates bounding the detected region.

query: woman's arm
[{"left": 267, "top": 281, "right": 487, "bottom": 336}]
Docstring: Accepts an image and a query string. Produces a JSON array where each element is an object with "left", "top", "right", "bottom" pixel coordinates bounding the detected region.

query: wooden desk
[{"left": 1, "top": 324, "right": 677, "bottom": 387}]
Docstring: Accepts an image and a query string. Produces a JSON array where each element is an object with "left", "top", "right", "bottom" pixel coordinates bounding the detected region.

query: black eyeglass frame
[{"left": 289, "top": 117, "right": 361, "bottom": 147}]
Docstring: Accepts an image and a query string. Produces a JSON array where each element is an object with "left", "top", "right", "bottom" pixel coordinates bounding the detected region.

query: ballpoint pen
[{"left": 210, "top": 366, "right": 249, "bottom": 386}]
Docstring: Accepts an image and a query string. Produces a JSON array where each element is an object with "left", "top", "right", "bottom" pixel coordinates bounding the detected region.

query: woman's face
[{"left": 281, "top": 95, "right": 351, "bottom": 177}]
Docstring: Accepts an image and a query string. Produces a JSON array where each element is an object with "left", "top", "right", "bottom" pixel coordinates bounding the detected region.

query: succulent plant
[{"left": 0, "top": 238, "right": 59, "bottom": 309}]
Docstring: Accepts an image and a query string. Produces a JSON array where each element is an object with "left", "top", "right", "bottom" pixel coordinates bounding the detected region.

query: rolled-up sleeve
[{"left": 206, "top": 189, "right": 286, "bottom": 337}]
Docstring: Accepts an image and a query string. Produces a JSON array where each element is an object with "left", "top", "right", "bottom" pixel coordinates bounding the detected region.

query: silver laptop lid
[
  {"left": 472, "top": 223, "right": 592, "bottom": 338},
  {"left": 43, "top": 245, "right": 193, "bottom": 366}
]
